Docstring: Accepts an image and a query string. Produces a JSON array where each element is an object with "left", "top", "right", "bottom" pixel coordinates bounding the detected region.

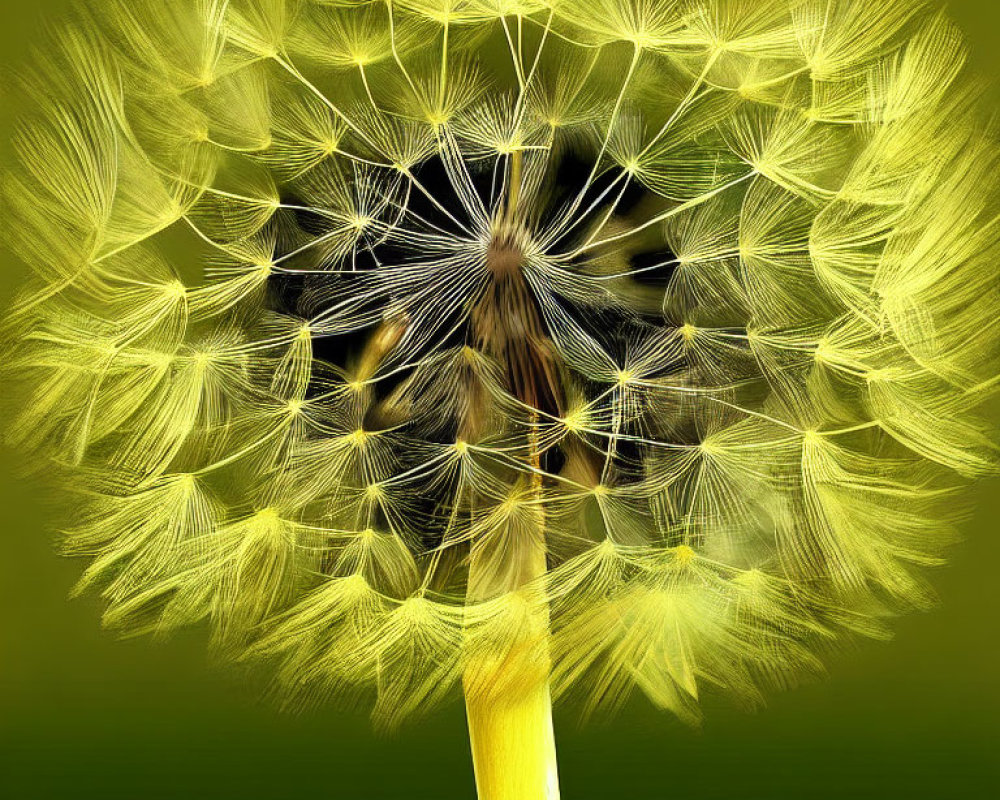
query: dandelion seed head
[{"left": 2, "top": 0, "right": 998, "bottom": 737}]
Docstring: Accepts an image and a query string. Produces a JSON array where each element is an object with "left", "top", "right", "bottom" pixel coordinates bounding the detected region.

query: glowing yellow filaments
[{"left": 2, "top": 2, "right": 999, "bottom": 799}]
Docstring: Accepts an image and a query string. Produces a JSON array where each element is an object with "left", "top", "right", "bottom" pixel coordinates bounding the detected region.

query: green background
[{"left": 1, "top": 2, "right": 997, "bottom": 798}]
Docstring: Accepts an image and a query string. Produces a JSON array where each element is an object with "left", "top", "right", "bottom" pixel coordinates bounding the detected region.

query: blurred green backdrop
[{"left": 1, "top": 2, "right": 997, "bottom": 798}]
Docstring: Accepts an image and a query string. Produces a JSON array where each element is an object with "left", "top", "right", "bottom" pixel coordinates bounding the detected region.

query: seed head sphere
[{"left": 3, "top": 1, "right": 998, "bottom": 798}]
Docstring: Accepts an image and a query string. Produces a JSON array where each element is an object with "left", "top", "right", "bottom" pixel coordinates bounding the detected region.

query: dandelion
[{"left": 2, "top": 1, "right": 999, "bottom": 798}]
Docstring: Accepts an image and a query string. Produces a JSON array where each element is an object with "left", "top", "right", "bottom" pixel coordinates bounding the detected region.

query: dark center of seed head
[
  {"left": 473, "top": 225, "right": 564, "bottom": 418},
  {"left": 485, "top": 225, "right": 527, "bottom": 279}
]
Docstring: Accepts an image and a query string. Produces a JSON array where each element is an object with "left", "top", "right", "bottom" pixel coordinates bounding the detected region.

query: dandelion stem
[
  {"left": 464, "top": 630, "right": 560, "bottom": 800},
  {"left": 464, "top": 423, "right": 560, "bottom": 800}
]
